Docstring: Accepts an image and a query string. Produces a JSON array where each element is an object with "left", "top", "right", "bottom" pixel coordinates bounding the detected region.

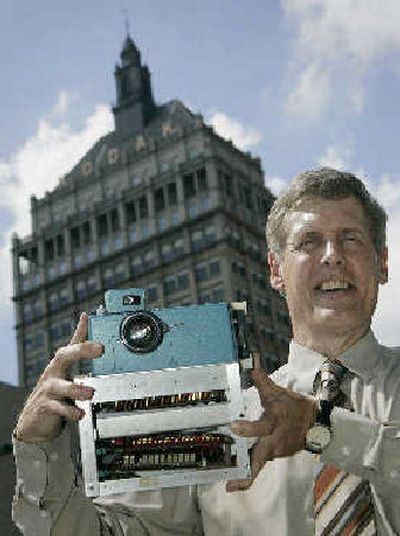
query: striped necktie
[{"left": 313, "top": 361, "right": 377, "bottom": 536}]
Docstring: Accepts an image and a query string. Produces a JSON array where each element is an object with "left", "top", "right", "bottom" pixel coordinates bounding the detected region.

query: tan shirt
[{"left": 12, "top": 332, "right": 400, "bottom": 535}]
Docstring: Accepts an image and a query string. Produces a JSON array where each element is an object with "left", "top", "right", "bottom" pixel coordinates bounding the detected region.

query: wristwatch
[{"left": 305, "top": 400, "right": 333, "bottom": 454}]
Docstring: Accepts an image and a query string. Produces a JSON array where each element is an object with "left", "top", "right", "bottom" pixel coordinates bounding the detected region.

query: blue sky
[{"left": 1, "top": 0, "right": 400, "bottom": 385}]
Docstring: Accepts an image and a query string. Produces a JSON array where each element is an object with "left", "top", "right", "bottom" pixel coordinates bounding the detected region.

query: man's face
[{"left": 269, "top": 197, "right": 387, "bottom": 342}]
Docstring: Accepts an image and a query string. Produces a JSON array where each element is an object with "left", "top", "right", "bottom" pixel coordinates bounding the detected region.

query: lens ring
[{"left": 120, "top": 311, "right": 163, "bottom": 353}]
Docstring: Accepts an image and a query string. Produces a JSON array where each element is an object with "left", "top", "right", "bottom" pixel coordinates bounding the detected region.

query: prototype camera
[{"left": 75, "top": 288, "right": 252, "bottom": 497}]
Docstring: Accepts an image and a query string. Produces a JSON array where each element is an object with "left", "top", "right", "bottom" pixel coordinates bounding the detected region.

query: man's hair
[{"left": 266, "top": 167, "right": 387, "bottom": 257}]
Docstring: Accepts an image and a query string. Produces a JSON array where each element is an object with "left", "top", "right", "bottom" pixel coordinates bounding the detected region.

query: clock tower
[{"left": 113, "top": 35, "right": 156, "bottom": 137}]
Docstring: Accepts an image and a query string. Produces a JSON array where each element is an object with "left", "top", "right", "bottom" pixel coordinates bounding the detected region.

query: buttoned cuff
[{"left": 321, "top": 407, "right": 400, "bottom": 491}]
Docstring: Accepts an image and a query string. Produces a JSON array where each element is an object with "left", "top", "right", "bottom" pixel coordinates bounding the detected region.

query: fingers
[
  {"left": 251, "top": 368, "right": 282, "bottom": 394},
  {"left": 226, "top": 437, "right": 275, "bottom": 492},
  {"left": 42, "top": 377, "right": 94, "bottom": 401},
  {"left": 70, "top": 313, "right": 88, "bottom": 345},
  {"left": 250, "top": 439, "right": 274, "bottom": 481},
  {"left": 42, "top": 399, "right": 86, "bottom": 422},
  {"left": 231, "top": 418, "right": 274, "bottom": 437},
  {"left": 51, "top": 341, "right": 103, "bottom": 374}
]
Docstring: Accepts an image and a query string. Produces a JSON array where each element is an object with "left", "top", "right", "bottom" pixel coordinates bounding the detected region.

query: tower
[{"left": 113, "top": 35, "right": 156, "bottom": 136}]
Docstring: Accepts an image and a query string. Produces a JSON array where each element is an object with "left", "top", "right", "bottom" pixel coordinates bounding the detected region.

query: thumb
[{"left": 70, "top": 313, "right": 88, "bottom": 345}]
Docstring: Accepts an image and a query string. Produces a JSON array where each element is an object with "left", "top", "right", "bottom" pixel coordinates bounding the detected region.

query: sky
[{"left": 1, "top": 0, "right": 400, "bottom": 385}]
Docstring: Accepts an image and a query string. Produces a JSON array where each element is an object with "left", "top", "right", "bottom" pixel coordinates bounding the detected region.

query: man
[{"left": 13, "top": 168, "right": 400, "bottom": 535}]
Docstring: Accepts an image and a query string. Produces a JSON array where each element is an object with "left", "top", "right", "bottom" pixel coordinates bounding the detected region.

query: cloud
[
  {"left": 0, "top": 93, "right": 113, "bottom": 307},
  {"left": 372, "top": 173, "right": 400, "bottom": 346},
  {"left": 50, "top": 90, "right": 79, "bottom": 117},
  {"left": 265, "top": 175, "right": 288, "bottom": 195},
  {"left": 208, "top": 111, "right": 262, "bottom": 150},
  {"left": 285, "top": 62, "right": 331, "bottom": 120},
  {"left": 317, "top": 144, "right": 353, "bottom": 170},
  {"left": 283, "top": 0, "right": 400, "bottom": 120}
]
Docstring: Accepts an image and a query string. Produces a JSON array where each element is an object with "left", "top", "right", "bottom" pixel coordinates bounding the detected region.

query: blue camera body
[{"left": 89, "top": 288, "right": 239, "bottom": 375}]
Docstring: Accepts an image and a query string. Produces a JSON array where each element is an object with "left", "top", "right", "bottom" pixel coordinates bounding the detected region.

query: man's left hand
[{"left": 227, "top": 368, "right": 317, "bottom": 492}]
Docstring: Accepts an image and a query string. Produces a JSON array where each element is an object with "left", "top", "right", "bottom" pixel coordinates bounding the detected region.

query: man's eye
[
  {"left": 298, "top": 238, "right": 318, "bottom": 249},
  {"left": 343, "top": 233, "right": 361, "bottom": 243}
]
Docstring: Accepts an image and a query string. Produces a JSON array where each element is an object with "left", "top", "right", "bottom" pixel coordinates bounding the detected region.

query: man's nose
[{"left": 321, "top": 239, "right": 344, "bottom": 265}]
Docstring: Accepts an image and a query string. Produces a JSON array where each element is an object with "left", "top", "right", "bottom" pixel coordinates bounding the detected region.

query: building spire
[
  {"left": 113, "top": 30, "right": 156, "bottom": 136},
  {"left": 123, "top": 9, "right": 130, "bottom": 39}
]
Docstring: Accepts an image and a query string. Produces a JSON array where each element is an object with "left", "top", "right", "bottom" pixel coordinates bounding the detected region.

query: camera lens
[{"left": 120, "top": 311, "right": 164, "bottom": 353}]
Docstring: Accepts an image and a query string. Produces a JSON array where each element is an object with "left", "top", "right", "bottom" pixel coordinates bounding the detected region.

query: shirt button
[
  {"left": 341, "top": 446, "right": 350, "bottom": 456},
  {"left": 50, "top": 451, "right": 59, "bottom": 462}
]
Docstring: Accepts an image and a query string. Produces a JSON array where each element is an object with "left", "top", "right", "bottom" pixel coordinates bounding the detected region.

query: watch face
[{"left": 306, "top": 425, "right": 331, "bottom": 453}]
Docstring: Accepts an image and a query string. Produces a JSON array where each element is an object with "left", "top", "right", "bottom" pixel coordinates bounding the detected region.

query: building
[{"left": 12, "top": 35, "right": 291, "bottom": 389}]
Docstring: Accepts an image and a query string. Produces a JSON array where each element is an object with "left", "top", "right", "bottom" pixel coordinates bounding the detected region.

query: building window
[
  {"left": 111, "top": 209, "right": 120, "bottom": 233},
  {"left": 161, "top": 244, "right": 173, "bottom": 262},
  {"left": 45, "top": 239, "right": 54, "bottom": 261},
  {"left": 167, "top": 182, "right": 177, "bottom": 206},
  {"left": 143, "top": 248, "right": 157, "bottom": 269},
  {"left": 125, "top": 201, "right": 137, "bottom": 224},
  {"left": 48, "top": 291, "right": 59, "bottom": 312},
  {"left": 212, "top": 286, "right": 224, "bottom": 303},
  {"left": 163, "top": 276, "right": 176, "bottom": 296},
  {"left": 236, "top": 289, "right": 249, "bottom": 302},
  {"left": 183, "top": 173, "right": 196, "bottom": 198},
  {"left": 177, "top": 271, "right": 189, "bottom": 290},
  {"left": 232, "top": 259, "right": 246, "bottom": 278},
  {"left": 154, "top": 188, "right": 165, "bottom": 212},
  {"left": 103, "top": 268, "right": 114, "bottom": 289},
  {"left": 139, "top": 196, "right": 149, "bottom": 219},
  {"left": 86, "top": 274, "right": 97, "bottom": 294},
  {"left": 98, "top": 214, "right": 108, "bottom": 237},
  {"left": 195, "top": 262, "right": 208, "bottom": 283},
  {"left": 59, "top": 287, "right": 70, "bottom": 307},
  {"left": 198, "top": 291, "right": 210, "bottom": 304},
  {"left": 114, "top": 262, "right": 127, "bottom": 283},
  {"left": 147, "top": 285, "right": 158, "bottom": 303},
  {"left": 23, "top": 303, "right": 32, "bottom": 322},
  {"left": 131, "top": 176, "right": 142, "bottom": 187},
  {"left": 57, "top": 234, "right": 65, "bottom": 256},
  {"left": 76, "top": 280, "right": 87, "bottom": 300},
  {"left": 195, "top": 259, "right": 220, "bottom": 283},
  {"left": 161, "top": 235, "right": 185, "bottom": 263},
  {"left": 183, "top": 168, "right": 208, "bottom": 199},
  {"left": 25, "top": 331, "right": 45, "bottom": 352},
  {"left": 197, "top": 168, "right": 207, "bottom": 192},
  {"left": 219, "top": 170, "right": 233, "bottom": 197}
]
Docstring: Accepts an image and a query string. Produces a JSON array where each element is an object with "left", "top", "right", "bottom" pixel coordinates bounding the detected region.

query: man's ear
[
  {"left": 378, "top": 246, "right": 388, "bottom": 285},
  {"left": 268, "top": 251, "right": 285, "bottom": 291}
]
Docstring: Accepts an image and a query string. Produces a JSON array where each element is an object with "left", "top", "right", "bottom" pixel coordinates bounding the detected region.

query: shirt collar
[{"left": 287, "top": 330, "right": 381, "bottom": 392}]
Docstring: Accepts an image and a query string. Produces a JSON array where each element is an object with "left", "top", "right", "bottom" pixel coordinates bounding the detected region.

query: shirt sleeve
[
  {"left": 12, "top": 425, "right": 116, "bottom": 536},
  {"left": 321, "top": 407, "right": 400, "bottom": 493}
]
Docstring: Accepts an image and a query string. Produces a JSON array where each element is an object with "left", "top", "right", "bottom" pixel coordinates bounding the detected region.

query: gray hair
[{"left": 266, "top": 167, "right": 387, "bottom": 257}]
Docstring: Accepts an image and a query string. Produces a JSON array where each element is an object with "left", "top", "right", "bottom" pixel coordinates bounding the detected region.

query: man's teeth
[{"left": 320, "top": 281, "right": 350, "bottom": 291}]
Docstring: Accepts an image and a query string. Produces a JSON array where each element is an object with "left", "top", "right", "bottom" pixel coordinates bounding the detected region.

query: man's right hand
[{"left": 15, "top": 313, "right": 103, "bottom": 444}]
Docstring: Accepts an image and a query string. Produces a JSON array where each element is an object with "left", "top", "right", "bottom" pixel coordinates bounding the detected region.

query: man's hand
[
  {"left": 15, "top": 313, "right": 103, "bottom": 444},
  {"left": 227, "top": 368, "right": 317, "bottom": 492}
]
